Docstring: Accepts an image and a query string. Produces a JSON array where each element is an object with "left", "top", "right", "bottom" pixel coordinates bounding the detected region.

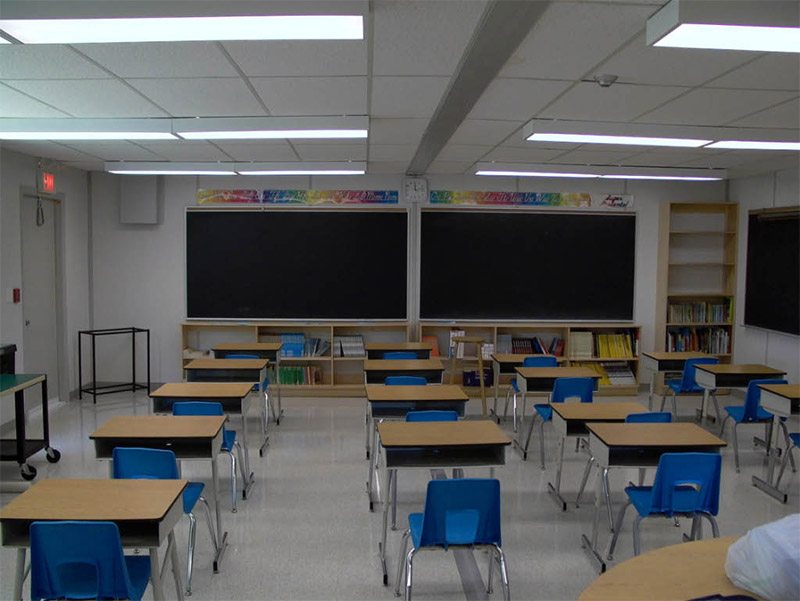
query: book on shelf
[
  {"left": 183, "top": 347, "right": 210, "bottom": 359},
  {"left": 496, "top": 334, "right": 513, "bottom": 354},
  {"left": 281, "top": 333, "right": 305, "bottom": 358},
  {"left": 421, "top": 335, "right": 440, "bottom": 357},
  {"left": 666, "top": 326, "right": 730, "bottom": 354},
  {"left": 594, "top": 333, "right": 635, "bottom": 358},
  {"left": 481, "top": 343, "right": 495, "bottom": 360},
  {"left": 571, "top": 362, "right": 610, "bottom": 386},
  {"left": 549, "top": 338, "right": 564, "bottom": 357},
  {"left": 569, "top": 332, "right": 594, "bottom": 359},
  {"left": 600, "top": 361, "right": 637, "bottom": 386},
  {"left": 448, "top": 329, "right": 466, "bottom": 358},
  {"left": 511, "top": 336, "right": 533, "bottom": 354},
  {"left": 333, "top": 335, "right": 365, "bottom": 358},
  {"left": 667, "top": 300, "right": 732, "bottom": 324},
  {"left": 277, "top": 365, "right": 320, "bottom": 385}
]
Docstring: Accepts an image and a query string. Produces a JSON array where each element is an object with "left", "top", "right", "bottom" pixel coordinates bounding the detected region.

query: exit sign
[{"left": 37, "top": 169, "right": 56, "bottom": 194}]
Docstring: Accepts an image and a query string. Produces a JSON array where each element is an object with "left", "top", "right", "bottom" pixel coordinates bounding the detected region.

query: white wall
[{"left": 730, "top": 166, "right": 800, "bottom": 382}]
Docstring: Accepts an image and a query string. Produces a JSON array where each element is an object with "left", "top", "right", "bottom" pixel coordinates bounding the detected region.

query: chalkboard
[
  {"left": 420, "top": 209, "right": 635, "bottom": 320},
  {"left": 744, "top": 209, "right": 799, "bottom": 335},
  {"left": 186, "top": 209, "right": 408, "bottom": 319}
]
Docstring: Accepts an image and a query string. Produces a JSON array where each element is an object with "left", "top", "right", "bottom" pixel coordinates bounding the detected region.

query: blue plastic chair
[
  {"left": 499, "top": 356, "right": 557, "bottom": 433},
  {"left": 525, "top": 377, "right": 594, "bottom": 469},
  {"left": 225, "top": 353, "right": 276, "bottom": 436},
  {"left": 776, "top": 432, "right": 800, "bottom": 489},
  {"left": 394, "top": 478, "right": 510, "bottom": 601},
  {"left": 112, "top": 447, "right": 217, "bottom": 595},
  {"left": 607, "top": 453, "right": 722, "bottom": 559},
  {"left": 719, "top": 378, "right": 794, "bottom": 473},
  {"left": 383, "top": 351, "right": 417, "bottom": 360},
  {"left": 385, "top": 376, "right": 428, "bottom": 386},
  {"left": 660, "top": 357, "right": 720, "bottom": 420},
  {"left": 173, "top": 401, "right": 247, "bottom": 513},
  {"left": 30, "top": 521, "right": 151, "bottom": 601}
]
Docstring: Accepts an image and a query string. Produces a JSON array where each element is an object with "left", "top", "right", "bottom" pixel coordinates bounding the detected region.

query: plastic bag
[{"left": 725, "top": 514, "right": 800, "bottom": 600}]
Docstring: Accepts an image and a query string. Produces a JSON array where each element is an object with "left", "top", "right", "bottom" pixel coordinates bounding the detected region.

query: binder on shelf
[
  {"left": 496, "top": 334, "right": 513, "bottom": 354},
  {"left": 421, "top": 335, "right": 440, "bottom": 357}
]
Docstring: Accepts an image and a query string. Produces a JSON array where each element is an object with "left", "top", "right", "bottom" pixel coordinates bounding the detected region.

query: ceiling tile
[
  {"left": 0, "top": 45, "right": 108, "bottom": 79},
  {"left": 368, "top": 160, "right": 410, "bottom": 174},
  {"left": 293, "top": 142, "right": 367, "bottom": 161},
  {"left": 707, "top": 54, "right": 800, "bottom": 91},
  {"left": 618, "top": 148, "right": 710, "bottom": 167},
  {"left": 426, "top": 160, "right": 473, "bottom": 174},
  {"left": 500, "top": 3, "right": 655, "bottom": 80},
  {"left": 61, "top": 141, "right": 163, "bottom": 161},
  {"left": 77, "top": 42, "right": 238, "bottom": 78},
  {"left": 550, "top": 149, "right": 636, "bottom": 165},
  {"left": 0, "top": 140, "right": 95, "bottom": 161},
  {"left": 212, "top": 142, "right": 298, "bottom": 162},
  {"left": 729, "top": 98, "right": 800, "bottom": 129},
  {"left": 468, "top": 78, "right": 572, "bottom": 121},
  {"left": 63, "top": 160, "right": 104, "bottom": 172},
  {"left": 0, "top": 84, "right": 70, "bottom": 117},
  {"left": 435, "top": 144, "right": 492, "bottom": 162},
  {"left": 372, "top": 0, "right": 488, "bottom": 76},
  {"left": 369, "top": 144, "right": 416, "bottom": 162},
  {"left": 371, "top": 77, "right": 449, "bottom": 118},
  {"left": 4, "top": 79, "right": 168, "bottom": 117},
  {"left": 638, "top": 88, "right": 797, "bottom": 126},
  {"left": 139, "top": 141, "right": 233, "bottom": 161},
  {"left": 222, "top": 40, "right": 367, "bottom": 77},
  {"left": 594, "top": 32, "right": 753, "bottom": 87},
  {"left": 449, "top": 119, "right": 523, "bottom": 146},
  {"left": 681, "top": 150, "right": 789, "bottom": 169},
  {"left": 482, "top": 146, "right": 565, "bottom": 163},
  {"left": 540, "top": 81, "right": 687, "bottom": 122},
  {"left": 250, "top": 77, "right": 367, "bottom": 115},
  {"left": 369, "top": 118, "right": 428, "bottom": 145},
  {"left": 128, "top": 78, "right": 265, "bottom": 117}
]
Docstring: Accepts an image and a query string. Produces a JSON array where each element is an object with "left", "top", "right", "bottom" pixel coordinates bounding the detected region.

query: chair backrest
[
  {"left": 551, "top": 377, "right": 594, "bottom": 404},
  {"left": 625, "top": 412, "right": 673, "bottom": 423},
  {"left": 112, "top": 447, "right": 179, "bottom": 480},
  {"left": 522, "top": 355, "right": 557, "bottom": 368},
  {"left": 742, "top": 378, "right": 789, "bottom": 421},
  {"left": 30, "top": 521, "right": 140, "bottom": 601},
  {"left": 385, "top": 375, "right": 427, "bottom": 386},
  {"left": 173, "top": 400, "right": 224, "bottom": 417},
  {"left": 225, "top": 353, "right": 258, "bottom": 359},
  {"left": 383, "top": 351, "right": 417, "bottom": 360},
  {"left": 649, "top": 453, "right": 722, "bottom": 516},
  {"left": 678, "top": 357, "right": 719, "bottom": 391},
  {"left": 405, "top": 410, "right": 459, "bottom": 422},
  {"left": 418, "top": 478, "right": 502, "bottom": 550}
]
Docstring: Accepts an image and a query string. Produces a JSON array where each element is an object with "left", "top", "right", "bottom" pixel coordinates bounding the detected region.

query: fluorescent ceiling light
[
  {"left": 0, "top": 118, "right": 176, "bottom": 140},
  {"left": 475, "top": 163, "right": 727, "bottom": 181},
  {"left": 706, "top": 140, "right": 800, "bottom": 151},
  {"left": 475, "top": 170, "right": 598, "bottom": 178},
  {"left": 0, "top": 15, "right": 363, "bottom": 44},
  {"left": 179, "top": 129, "right": 367, "bottom": 140},
  {"left": 235, "top": 162, "right": 366, "bottom": 175},
  {"left": 173, "top": 116, "right": 368, "bottom": 140},
  {"left": 105, "top": 162, "right": 236, "bottom": 175},
  {"left": 647, "top": 0, "right": 800, "bottom": 53},
  {"left": 0, "top": 131, "right": 175, "bottom": 140},
  {"left": 109, "top": 170, "right": 236, "bottom": 175},
  {"left": 527, "top": 133, "right": 711, "bottom": 148},
  {"left": 601, "top": 174, "right": 721, "bottom": 181},
  {"left": 239, "top": 170, "right": 365, "bottom": 175}
]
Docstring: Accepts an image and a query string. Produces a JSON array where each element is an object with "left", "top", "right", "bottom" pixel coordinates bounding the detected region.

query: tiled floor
[{"left": 1, "top": 391, "right": 798, "bottom": 600}]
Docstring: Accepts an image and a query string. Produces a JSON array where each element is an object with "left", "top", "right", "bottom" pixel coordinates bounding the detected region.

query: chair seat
[
  {"left": 124, "top": 555, "right": 152, "bottom": 601},
  {"left": 534, "top": 404, "right": 552, "bottom": 421},
  {"left": 724, "top": 405, "right": 775, "bottom": 423},
  {"left": 182, "top": 481, "right": 205, "bottom": 514},
  {"left": 409, "top": 512, "right": 424, "bottom": 549},
  {"left": 790, "top": 433, "right": 800, "bottom": 447},
  {"left": 625, "top": 485, "right": 707, "bottom": 518},
  {"left": 221, "top": 429, "right": 236, "bottom": 452},
  {"left": 666, "top": 380, "right": 705, "bottom": 394}
]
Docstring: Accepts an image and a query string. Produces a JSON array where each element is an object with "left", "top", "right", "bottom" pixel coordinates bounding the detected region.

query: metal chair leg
[
  {"left": 775, "top": 440, "right": 796, "bottom": 488},
  {"left": 711, "top": 392, "right": 721, "bottom": 423},
  {"left": 227, "top": 451, "right": 238, "bottom": 513},
  {"left": 718, "top": 415, "right": 729, "bottom": 438},
  {"left": 632, "top": 515, "right": 644, "bottom": 556},
  {"left": 732, "top": 423, "right": 741, "bottom": 473},
  {"left": 539, "top": 419, "right": 547, "bottom": 470},
  {"left": 391, "top": 471, "right": 398, "bottom": 530},
  {"left": 404, "top": 547, "right": 416, "bottom": 601},
  {"left": 486, "top": 546, "right": 495, "bottom": 594},
  {"left": 701, "top": 513, "right": 719, "bottom": 538},
  {"left": 185, "top": 512, "right": 197, "bottom": 595},
  {"left": 575, "top": 456, "right": 594, "bottom": 507},
  {"left": 671, "top": 393, "right": 678, "bottom": 420},
  {"left": 495, "top": 544, "right": 511, "bottom": 601},
  {"left": 393, "top": 529, "right": 411, "bottom": 596},
  {"left": 197, "top": 495, "right": 218, "bottom": 551},
  {"left": 780, "top": 422, "right": 797, "bottom": 472},
  {"left": 659, "top": 391, "right": 668, "bottom": 412},
  {"left": 606, "top": 500, "right": 631, "bottom": 560}
]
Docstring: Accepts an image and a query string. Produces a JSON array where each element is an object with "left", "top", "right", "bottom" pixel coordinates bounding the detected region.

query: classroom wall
[{"left": 730, "top": 166, "right": 800, "bottom": 382}]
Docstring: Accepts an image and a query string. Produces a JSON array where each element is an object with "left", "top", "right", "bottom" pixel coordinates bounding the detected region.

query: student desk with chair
[
  {"left": 212, "top": 342, "right": 283, "bottom": 425},
  {"left": 640, "top": 351, "right": 710, "bottom": 409},
  {"left": 581, "top": 422, "right": 727, "bottom": 573},
  {"left": 372, "top": 420, "right": 511, "bottom": 585},
  {"left": 489, "top": 354, "right": 564, "bottom": 428},
  {"left": 0, "top": 478, "right": 187, "bottom": 601},
  {"left": 365, "top": 342, "right": 434, "bottom": 359},
  {"left": 752, "top": 383, "right": 800, "bottom": 503},
  {"left": 89, "top": 415, "right": 229, "bottom": 573},
  {"left": 694, "top": 363, "right": 786, "bottom": 422},
  {"left": 363, "top": 358, "right": 445, "bottom": 385}
]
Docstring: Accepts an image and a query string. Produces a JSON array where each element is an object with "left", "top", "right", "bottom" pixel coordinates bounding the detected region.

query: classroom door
[{"left": 21, "top": 193, "right": 60, "bottom": 401}]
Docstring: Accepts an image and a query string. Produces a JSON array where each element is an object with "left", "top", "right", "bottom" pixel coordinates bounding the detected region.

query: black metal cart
[{"left": 78, "top": 327, "right": 150, "bottom": 401}]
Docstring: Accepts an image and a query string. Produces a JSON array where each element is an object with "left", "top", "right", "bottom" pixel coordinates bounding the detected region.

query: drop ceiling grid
[
  {"left": 127, "top": 78, "right": 269, "bottom": 117},
  {"left": 248, "top": 76, "right": 368, "bottom": 116},
  {"left": 0, "top": 83, "right": 72, "bottom": 118},
  {"left": 0, "top": 45, "right": 110, "bottom": 79},
  {"left": 370, "top": 76, "right": 450, "bottom": 118},
  {"left": 221, "top": 40, "right": 368, "bottom": 77},
  {"left": 730, "top": 98, "right": 800, "bottom": 129}
]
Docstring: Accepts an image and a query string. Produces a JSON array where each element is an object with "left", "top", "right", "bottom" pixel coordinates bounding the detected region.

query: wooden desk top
[
  {"left": 641, "top": 351, "right": 709, "bottom": 361},
  {"left": 451, "top": 336, "right": 486, "bottom": 345},
  {"left": 378, "top": 420, "right": 511, "bottom": 448},
  {"left": 365, "top": 342, "right": 434, "bottom": 351},
  {"left": 151, "top": 382, "right": 254, "bottom": 398},
  {"left": 90, "top": 415, "right": 226, "bottom": 439},
  {"left": 491, "top": 354, "right": 559, "bottom": 363},
  {"left": 516, "top": 366, "right": 601, "bottom": 379},
  {"left": 578, "top": 537, "right": 759, "bottom": 601},
  {"left": 363, "top": 359, "right": 444, "bottom": 371},
  {"left": 184, "top": 358, "right": 268, "bottom": 370},
  {"left": 365, "top": 384, "right": 468, "bottom": 402},
  {"left": 695, "top": 363, "right": 786, "bottom": 376},
  {"left": 552, "top": 402, "right": 648, "bottom": 421},
  {"left": 0, "top": 479, "right": 186, "bottom": 522},
  {"left": 213, "top": 342, "right": 282, "bottom": 351},
  {"left": 588, "top": 422, "right": 726, "bottom": 448},
  {"left": 757, "top": 383, "right": 800, "bottom": 399}
]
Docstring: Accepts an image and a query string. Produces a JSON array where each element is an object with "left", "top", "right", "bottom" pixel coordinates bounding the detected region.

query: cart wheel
[
  {"left": 46, "top": 448, "right": 61, "bottom": 463},
  {"left": 21, "top": 464, "right": 37, "bottom": 481}
]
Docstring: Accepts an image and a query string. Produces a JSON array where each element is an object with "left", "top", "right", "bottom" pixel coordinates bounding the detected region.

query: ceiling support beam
[{"left": 405, "top": 0, "right": 550, "bottom": 176}]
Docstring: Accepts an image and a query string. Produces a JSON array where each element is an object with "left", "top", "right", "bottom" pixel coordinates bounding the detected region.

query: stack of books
[
  {"left": 569, "top": 332, "right": 594, "bottom": 359},
  {"left": 334, "top": 335, "right": 365, "bottom": 357}
]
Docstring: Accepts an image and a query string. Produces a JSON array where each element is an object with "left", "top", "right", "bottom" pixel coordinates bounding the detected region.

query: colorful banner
[
  {"left": 428, "top": 190, "right": 633, "bottom": 208},
  {"left": 197, "top": 189, "right": 398, "bottom": 205}
]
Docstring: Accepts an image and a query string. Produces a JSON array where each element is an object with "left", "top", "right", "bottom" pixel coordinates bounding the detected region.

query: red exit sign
[{"left": 42, "top": 172, "right": 55, "bottom": 192}]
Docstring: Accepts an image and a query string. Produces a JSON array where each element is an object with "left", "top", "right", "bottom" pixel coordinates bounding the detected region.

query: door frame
[{"left": 20, "top": 185, "right": 69, "bottom": 404}]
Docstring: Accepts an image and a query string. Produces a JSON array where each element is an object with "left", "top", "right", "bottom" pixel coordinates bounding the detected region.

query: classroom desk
[
  {"left": 90, "top": 415, "right": 228, "bottom": 573},
  {"left": 752, "top": 383, "right": 800, "bottom": 503},
  {"left": 578, "top": 536, "right": 759, "bottom": 601},
  {"left": 212, "top": 342, "right": 283, "bottom": 425},
  {"left": 364, "top": 384, "right": 469, "bottom": 511},
  {"left": 365, "top": 342, "right": 433, "bottom": 359},
  {"left": 514, "top": 366, "right": 601, "bottom": 461},
  {"left": 373, "top": 420, "right": 511, "bottom": 585},
  {"left": 0, "top": 373, "right": 60, "bottom": 481},
  {"left": 694, "top": 364, "right": 786, "bottom": 421},
  {"left": 151, "top": 382, "right": 257, "bottom": 497},
  {"left": 0, "top": 478, "right": 186, "bottom": 601},
  {"left": 184, "top": 358, "right": 268, "bottom": 478},
  {"left": 549, "top": 402, "right": 648, "bottom": 512},
  {"left": 640, "top": 351, "right": 709, "bottom": 409},
  {"left": 581, "top": 422, "right": 726, "bottom": 573},
  {"left": 363, "top": 358, "right": 445, "bottom": 384},
  {"left": 489, "top": 354, "right": 563, "bottom": 430}
]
